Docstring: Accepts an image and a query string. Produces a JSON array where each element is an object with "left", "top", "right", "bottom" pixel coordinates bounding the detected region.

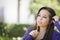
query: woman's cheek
[{"left": 43, "top": 20, "right": 49, "bottom": 24}]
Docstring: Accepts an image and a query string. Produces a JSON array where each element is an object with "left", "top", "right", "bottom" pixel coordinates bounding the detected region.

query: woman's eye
[{"left": 43, "top": 16, "right": 47, "bottom": 18}]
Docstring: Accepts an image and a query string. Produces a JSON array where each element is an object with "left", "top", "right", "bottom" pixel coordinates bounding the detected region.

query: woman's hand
[
  {"left": 53, "top": 16, "right": 59, "bottom": 21},
  {"left": 29, "top": 30, "right": 39, "bottom": 38}
]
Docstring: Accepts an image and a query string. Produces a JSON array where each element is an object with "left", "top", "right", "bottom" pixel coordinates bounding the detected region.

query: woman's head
[
  {"left": 36, "top": 7, "right": 56, "bottom": 27},
  {"left": 35, "top": 7, "right": 56, "bottom": 40}
]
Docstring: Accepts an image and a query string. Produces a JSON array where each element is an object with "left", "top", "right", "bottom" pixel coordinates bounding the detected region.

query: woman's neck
[{"left": 40, "top": 26, "right": 47, "bottom": 32}]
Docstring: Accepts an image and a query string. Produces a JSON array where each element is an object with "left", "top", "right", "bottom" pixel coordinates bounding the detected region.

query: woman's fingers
[
  {"left": 29, "top": 30, "right": 39, "bottom": 38},
  {"left": 53, "top": 16, "right": 59, "bottom": 21}
]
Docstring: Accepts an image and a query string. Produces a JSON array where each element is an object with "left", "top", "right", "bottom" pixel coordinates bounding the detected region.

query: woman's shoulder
[
  {"left": 53, "top": 29, "right": 60, "bottom": 40},
  {"left": 22, "top": 27, "right": 34, "bottom": 40},
  {"left": 27, "top": 27, "right": 34, "bottom": 32}
]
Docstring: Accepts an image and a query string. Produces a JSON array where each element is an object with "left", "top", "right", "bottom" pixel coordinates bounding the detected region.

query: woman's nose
[{"left": 39, "top": 17, "right": 42, "bottom": 20}]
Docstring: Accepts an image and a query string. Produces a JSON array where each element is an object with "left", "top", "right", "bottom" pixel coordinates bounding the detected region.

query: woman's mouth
[{"left": 38, "top": 21, "right": 42, "bottom": 24}]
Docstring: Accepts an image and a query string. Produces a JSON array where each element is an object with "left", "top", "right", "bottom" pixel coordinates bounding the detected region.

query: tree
[{"left": 30, "top": 0, "right": 60, "bottom": 17}]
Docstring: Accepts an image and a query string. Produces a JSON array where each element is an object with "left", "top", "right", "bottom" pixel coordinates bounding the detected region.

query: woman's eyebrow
[{"left": 42, "top": 15, "right": 47, "bottom": 16}]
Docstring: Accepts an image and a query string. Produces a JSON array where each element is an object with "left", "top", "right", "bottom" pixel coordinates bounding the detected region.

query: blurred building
[
  {"left": 0, "top": 0, "right": 4, "bottom": 22},
  {"left": 0, "top": 0, "right": 35, "bottom": 24}
]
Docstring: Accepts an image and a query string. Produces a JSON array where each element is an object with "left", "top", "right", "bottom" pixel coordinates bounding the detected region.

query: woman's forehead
[{"left": 39, "top": 9, "right": 50, "bottom": 16}]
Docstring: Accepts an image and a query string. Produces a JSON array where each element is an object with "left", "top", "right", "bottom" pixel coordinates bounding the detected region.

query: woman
[{"left": 23, "top": 7, "right": 60, "bottom": 40}]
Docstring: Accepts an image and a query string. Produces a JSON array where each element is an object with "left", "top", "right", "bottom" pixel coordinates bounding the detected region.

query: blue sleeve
[
  {"left": 23, "top": 34, "right": 34, "bottom": 40},
  {"left": 54, "top": 21, "right": 60, "bottom": 31},
  {"left": 53, "top": 31, "right": 60, "bottom": 40},
  {"left": 22, "top": 27, "right": 34, "bottom": 40}
]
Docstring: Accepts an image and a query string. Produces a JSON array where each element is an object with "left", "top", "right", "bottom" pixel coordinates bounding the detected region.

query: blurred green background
[
  {"left": 30, "top": 0, "right": 60, "bottom": 17},
  {"left": 0, "top": 0, "right": 60, "bottom": 40}
]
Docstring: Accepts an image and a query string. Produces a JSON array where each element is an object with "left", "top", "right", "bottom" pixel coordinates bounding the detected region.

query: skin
[
  {"left": 37, "top": 9, "right": 50, "bottom": 28},
  {"left": 29, "top": 9, "right": 59, "bottom": 38}
]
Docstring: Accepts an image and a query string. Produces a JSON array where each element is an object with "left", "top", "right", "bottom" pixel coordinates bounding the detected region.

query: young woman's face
[{"left": 37, "top": 9, "right": 50, "bottom": 27}]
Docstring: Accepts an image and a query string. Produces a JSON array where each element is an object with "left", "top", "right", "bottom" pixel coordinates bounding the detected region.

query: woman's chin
[
  {"left": 37, "top": 24, "right": 41, "bottom": 26},
  {"left": 37, "top": 24, "right": 43, "bottom": 27}
]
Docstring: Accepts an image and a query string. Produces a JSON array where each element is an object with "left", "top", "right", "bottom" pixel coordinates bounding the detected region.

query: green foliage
[
  {"left": 8, "top": 24, "right": 31, "bottom": 37},
  {"left": 0, "top": 22, "right": 33, "bottom": 40},
  {"left": 0, "top": 22, "right": 32, "bottom": 37},
  {"left": 0, "top": 36, "right": 12, "bottom": 40},
  {"left": 30, "top": 0, "right": 60, "bottom": 17},
  {"left": 0, "top": 22, "right": 7, "bottom": 36}
]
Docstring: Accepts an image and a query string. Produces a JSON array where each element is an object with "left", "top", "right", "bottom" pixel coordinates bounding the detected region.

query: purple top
[{"left": 23, "top": 21, "right": 60, "bottom": 40}]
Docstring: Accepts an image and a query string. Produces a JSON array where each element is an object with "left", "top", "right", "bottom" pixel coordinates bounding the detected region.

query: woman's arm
[
  {"left": 22, "top": 27, "right": 34, "bottom": 40},
  {"left": 23, "top": 27, "right": 39, "bottom": 40},
  {"left": 54, "top": 21, "right": 60, "bottom": 31},
  {"left": 52, "top": 16, "right": 60, "bottom": 40},
  {"left": 53, "top": 16, "right": 60, "bottom": 31},
  {"left": 53, "top": 30, "right": 60, "bottom": 40}
]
